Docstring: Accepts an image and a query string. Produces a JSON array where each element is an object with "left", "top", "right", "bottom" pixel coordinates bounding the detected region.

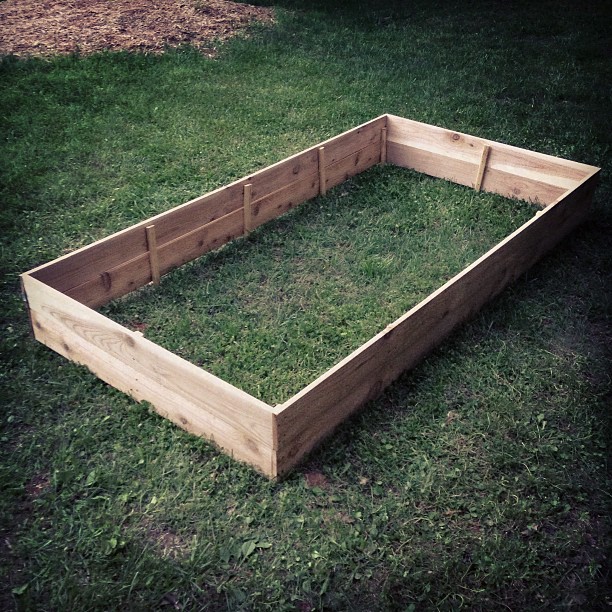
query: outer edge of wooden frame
[{"left": 21, "top": 114, "right": 600, "bottom": 478}]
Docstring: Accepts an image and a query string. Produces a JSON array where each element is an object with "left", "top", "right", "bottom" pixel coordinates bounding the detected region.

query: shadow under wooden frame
[{"left": 21, "top": 114, "right": 600, "bottom": 478}]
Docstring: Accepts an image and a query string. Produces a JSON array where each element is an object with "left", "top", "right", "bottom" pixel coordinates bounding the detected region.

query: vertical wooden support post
[
  {"left": 145, "top": 224, "right": 160, "bottom": 285},
  {"left": 100, "top": 271, "right": 112, "bottom": 292},
  {"left": 318, "top": 146, "right": 327, "bottom": 196},
  {"left": 474, "top": 144, "right": 491, "bottom": 192},
  {"left": 243, "top": 183, "right": 253, "bottom": 234},
  {"left": 381, "top": 127, "right": 388, "bottom": 164}
]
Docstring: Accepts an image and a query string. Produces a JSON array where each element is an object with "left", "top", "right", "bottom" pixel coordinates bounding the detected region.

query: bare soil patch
[{"left": 0, "top": 0, "right": 274, "bottom": 58}]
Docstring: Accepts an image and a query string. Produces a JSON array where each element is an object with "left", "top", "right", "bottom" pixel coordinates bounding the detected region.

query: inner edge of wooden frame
[{"left": 21, "top": 113, "right": 600, "bottom": 478}]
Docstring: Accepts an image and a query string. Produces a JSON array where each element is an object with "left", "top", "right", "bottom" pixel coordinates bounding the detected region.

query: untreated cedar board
[
  {"left": 67, "top": 136, "right": 384, "bottom": 308},
  {"left": 387, "top": 141, "right": 570, "bottom": 205},
  {"left": 252, "top": 174, "right": 320, "bottom": 228},
  {"left": 273, "top": 170, "right": 599, "bottom": 475},
  {"left": 21, "top": 114, "right": 600, "bottom": 479},
  {"left": 248, "top": 115, "right": 384, "bottom": 200},
  {"left": 29, "top": 183, "right": 245, "bottom": 293},
  {"left": 66, "top": 209, "right": 245, "bottom": 308},
  {"left": 22, "top": 274, "right": 277, "bottom": 475},
  {"left": 252, "top": 127, "right": 384, "bottom": 228},
  {"left": 319, "top": 115, "right": 385, "bottom": 168},
  {"left": 30, "top": 115, "right": 386, "bottom": 301},
  {"left": 325, "top": 140, "right": 382, "bottom": 191},
  {"left": 386, "top": 114, "right": 592, "bottom": 205},
  {"left": 386, "top": 115, "right": 591, "bottom": 180}
]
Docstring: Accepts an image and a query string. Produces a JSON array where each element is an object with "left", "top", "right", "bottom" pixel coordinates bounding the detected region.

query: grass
[
  {"left": 1, "top": 0, "right": 611, "bottom": 609},
  {"left": 103, "top": 166, "right": 537, "bottom": 405}
]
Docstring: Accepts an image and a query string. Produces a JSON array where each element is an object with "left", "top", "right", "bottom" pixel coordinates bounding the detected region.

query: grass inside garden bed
[
  {"left": 103, "top": 165, "right": 537, "bottom": 405},
  {"left": 1, "top": 0, "right": 610, "bottom": 609}
]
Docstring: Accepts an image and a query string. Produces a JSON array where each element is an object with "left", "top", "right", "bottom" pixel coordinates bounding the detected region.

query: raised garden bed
[{"left": 21, "top": 114, "right": 600, "bottom": 478}]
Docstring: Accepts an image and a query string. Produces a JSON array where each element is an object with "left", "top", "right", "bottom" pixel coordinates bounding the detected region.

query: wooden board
[
  {"left": 273, "top": 170, "right": 599, "bottom": 475},
  {"left": 29, "top": 115, "right": 387, "bottom": 306},
  {"left": 252, "top": 119, "right": 385, "bottom": 228},
  {"left": 22, "top": 274, "right": 277, "bottom": 476},
  {"left": 21, "top": 114, "right": 600, "bottom": 478},
  {"left": 252, "top": 174, "right": 320, "bottom": 228},
  {"left": 29, "top": 182, "right": 245, "bottom": 294},
  {"left": 386, "top": 114, "right": 594, "bottom": 205},
  {"left": 65, "top": 209, "right": 246, "bottom": 308}
]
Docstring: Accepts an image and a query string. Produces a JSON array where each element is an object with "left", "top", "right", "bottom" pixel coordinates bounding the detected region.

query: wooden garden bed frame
[{"left": 21, "top": 114, "right": 600, "bottom": 478}]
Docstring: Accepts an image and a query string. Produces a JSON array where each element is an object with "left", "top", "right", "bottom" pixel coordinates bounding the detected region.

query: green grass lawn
[
  {"left": 1, "top": 0, "right": 610, "bottom": 609},
  {"left": 103, "top": 166, "right": 537, "bottom": 405}
]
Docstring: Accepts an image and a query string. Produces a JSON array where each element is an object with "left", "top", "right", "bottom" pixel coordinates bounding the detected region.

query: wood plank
[
  {"left": 243, "top": 184, "right": 253, "bottom": 234},
  {"left": 157, "top": 208, "right": 245, "bottom": 272},
  {"left": 226, "top": 116, "right": 382, "bottom": 202},
  {"left": 386, "top": 114, "right": 594, "bottom": 179},
  {"left": 318, "top": 147, "right": 327, "bottom": 196},
  {"left": 387, "top": 141, "right": 477, "bottom": 187},
  {"left": 487, "top": 144, "right": 590, "bottom": 184},
  {"left": 387, "top": 141, "right": 570, "bottom": 205},
  {"left": 251, "top": 174, "right": 320, "bottom": 228},
  {"left": 273, "top": 169, "right": 599, "bottom": 475},
  {"left": 387, "top": 115, "right": 483, "bottom": 163},
  {"left": 26, "top": 152, "right": 318, "bottom": 294},
  {"left": 63, "top": 122, "right": 386, "bottom": 307},
  {"left": 66, "top": 209, "right": 245, "bottom": 308},
  {"left": 381, "top": 127, "right": 387, "bottom": 164},
  {"left": 29, "top": 182, "right": 245, "bottom": 293},
  {"left": 145, "top": 225, "right": 160, "bottom": 285},
  {"left": 232, "top": 116, "right": 386, "bottom": 202},
  {"left": 28, "top": 116, "right": 387, "bottom": 297},
  {"left": 246, "top": 148, "right": 319, "bottom": 202},
  {"left": 474, "top": 144, "right": 491, "bottom": 192},
  {"left": 386, "top": 114, "right": 596, "bottom": 203},
  {"left": 22, "top": 274, "right": 277, "bottom": 476},
  {"left": 249, "top": 119, "right": 387, "bottom": 227},
  {"left": 480, "top": 165, "right": 569, "bottom": 205},
  {"left": 321, "top": 115, "right": 386, "bottom": 166},
  {"left": 325, "top": 140, "right": 382, "bottom": 192}
]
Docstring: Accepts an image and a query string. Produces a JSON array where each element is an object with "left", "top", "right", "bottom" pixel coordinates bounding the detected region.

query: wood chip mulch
[{"left": 0, "top": 0, "right": 274, "bottom": 58}]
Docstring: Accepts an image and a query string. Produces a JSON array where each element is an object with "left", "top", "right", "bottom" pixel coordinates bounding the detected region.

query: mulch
[{"left": 0, "top": 0, "right": 274, "bottom": 57}]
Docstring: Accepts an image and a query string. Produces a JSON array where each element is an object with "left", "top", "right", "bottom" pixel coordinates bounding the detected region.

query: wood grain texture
[
  {"left": 474, "top": 145, "right": 491, "bottom": 192},
  {"left": 22, "top": 274, "right": 277, "bottom": 475},
  {"left": 251, "top": 118, "right": 386, "bottom": 227},
  {"left": 273, "top": 170, "right": 599, "bottom": 475},
  {"left": 321, "top": 115, "right": 386, "bottom": 167},
  {"left": 325, "top": 140, "right": 382, "bottom": 191},
  {"left": 28, "top": 116, "right": 388, "bottom": 304},
  {"left": 318, "top": 147, "right": 327, "bottom": 196},
  {"left": 145, "top": 224, "right": 160, "bottom": 285},
  {"left": 386, "top": 115, "right": 592, "bottom": 176},
  {"left": 243, "top": 184, "right": 253, "bottom": 234},
  {"left": 381, "top": 127, "right": 388, "bottom": 164},
  {"left": 22, "top": 114, "right": 601, "bottom": 479},
  {"left": 65, "top": 209, "right": 245, "bottom": 308},
  {"left": 386, "top": 114, "right": 595, "bottom": 205},
  {"left": 29, "top": 182, "right": 245, "bottom": 293},
  {"left": 251, "top": 174, "right": 320, "bottom": 228}
]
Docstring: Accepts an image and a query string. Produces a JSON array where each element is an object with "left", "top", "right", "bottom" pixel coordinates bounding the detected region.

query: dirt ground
[{"left": 0, "top": 0, "right": 274, "bottom": 57}]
